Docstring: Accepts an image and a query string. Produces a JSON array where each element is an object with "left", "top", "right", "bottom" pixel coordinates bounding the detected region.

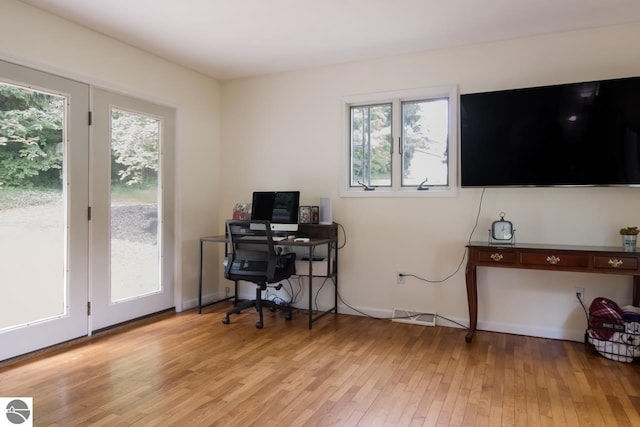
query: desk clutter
[{"left": 587, "top": 297, "right": 640, "bottom": 363}]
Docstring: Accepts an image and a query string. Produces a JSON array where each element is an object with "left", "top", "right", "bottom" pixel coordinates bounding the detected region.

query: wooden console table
[{"left": 465, "top": 242, "right": 640, "bottom": 343}]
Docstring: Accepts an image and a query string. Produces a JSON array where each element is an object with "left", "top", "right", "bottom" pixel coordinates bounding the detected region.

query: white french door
[
  {"left": 0, "top": 60, "right": 89, "bottom": 361},
  {"left": 0, "top": 60, "right": 175, "bottom": 361},
  {"left": 90, "top": 89, "right": 175, "bottom": 330}
]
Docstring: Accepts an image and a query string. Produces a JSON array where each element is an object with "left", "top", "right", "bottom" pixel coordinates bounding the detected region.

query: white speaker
[{"left": 319, "top": 197, "right": 332, "bottom": 224}]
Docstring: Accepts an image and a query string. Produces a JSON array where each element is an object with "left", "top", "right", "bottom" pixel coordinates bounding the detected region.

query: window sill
[{"left": 340, "top": 187, "right": 457, "bottom": 198}]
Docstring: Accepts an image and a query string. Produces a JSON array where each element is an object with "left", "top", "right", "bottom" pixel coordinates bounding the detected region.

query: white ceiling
[{"left": 19, "top": 0, "right": 640, "bottom": 80}]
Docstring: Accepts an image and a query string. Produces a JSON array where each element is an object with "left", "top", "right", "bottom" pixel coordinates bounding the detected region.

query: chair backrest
[{"left": 225, "top": 220, "right": 278, "bottom": 283}]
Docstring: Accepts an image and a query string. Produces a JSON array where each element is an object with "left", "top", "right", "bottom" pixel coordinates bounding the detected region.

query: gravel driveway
[
  {"left": 111, "top": 204, "right": 158, "bottom": 244},
  {"left": 1, "top": 201, "right": 159, "bottom": 328}
]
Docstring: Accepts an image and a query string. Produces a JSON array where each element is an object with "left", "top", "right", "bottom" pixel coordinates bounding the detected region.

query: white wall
[
  {"left": 0, "top": 0, "right": 222, "bottom": 309},
  {"left": 3, "top": 0, "right": 638, "bottom": 341},
  {"left": 221, "top": 22, "right": 640, "bottom": 341}
]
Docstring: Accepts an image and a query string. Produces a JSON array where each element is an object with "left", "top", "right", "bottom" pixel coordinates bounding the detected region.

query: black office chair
[{"left": 221, "top": 220, "right": 295, "bottom": 328}]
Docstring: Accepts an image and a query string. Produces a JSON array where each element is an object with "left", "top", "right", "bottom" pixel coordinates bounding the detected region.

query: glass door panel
[
  {"left": 0, "top": 83, "right": 66, "bottom": 330},
  {"left": 110, "top": 108, "right": 160, "bottom": 302}
]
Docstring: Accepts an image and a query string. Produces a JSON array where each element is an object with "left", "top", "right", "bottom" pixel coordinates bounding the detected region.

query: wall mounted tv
[{"left": 460, "top": 76, "right": 640, "bottom": 187}]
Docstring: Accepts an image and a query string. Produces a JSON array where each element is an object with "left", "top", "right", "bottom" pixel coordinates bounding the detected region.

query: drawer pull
[
  {"left": 490, "top": 253, "right": 504, "bottom": 261},
  {"left": 608, "top": 258, "right": 623, "bottom": 268},
  {"left": 546, "top": 255, "right": 561, "bottom": 265}
]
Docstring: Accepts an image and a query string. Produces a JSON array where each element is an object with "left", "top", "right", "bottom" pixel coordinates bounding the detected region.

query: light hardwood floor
[{"left": 1, "top": 303, "right": 639, "bottom": 426}]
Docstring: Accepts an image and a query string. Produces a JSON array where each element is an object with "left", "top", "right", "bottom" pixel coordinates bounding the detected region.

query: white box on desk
[{"left": 295, "top": 258, "right": 329, "bottom": 276}]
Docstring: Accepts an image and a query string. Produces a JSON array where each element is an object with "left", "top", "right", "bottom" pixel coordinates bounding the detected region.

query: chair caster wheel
[
  {"left": 285, "top": 313, "right": 292, "bottom": 320},
  {"left": 222, "top": 317, "right": 230, "bottom": 324},
  {"left": 269, "top": 307, "right": 276, "bottom": 312},
  {"left": 256, "top": 322, "right": 263, "bottom": 329}
]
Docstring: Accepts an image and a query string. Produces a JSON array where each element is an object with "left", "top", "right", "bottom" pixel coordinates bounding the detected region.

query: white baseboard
[
  {"left": 182, "top": 291, "right": 225, "bottom": 311},
  {"left": 337, "top": 304, "right": 585, "bottom": 342},
  {"left": 185, "top": 296, "right": 585, "bottom": 343},
  {"left": 476, "top": 320, "right": 586, "bottom": 343}
]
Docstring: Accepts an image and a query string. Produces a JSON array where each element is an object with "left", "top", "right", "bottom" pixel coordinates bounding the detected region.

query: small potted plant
[{"left": 620, "top": 226, "right": 639, "bottom": 251}]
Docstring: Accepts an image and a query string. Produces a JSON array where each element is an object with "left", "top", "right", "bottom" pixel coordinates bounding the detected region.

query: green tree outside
[
  {"left": 0, "top": 83, "right": 158, "bottom": 195},
  {"left": 351, "top": 101, "right": 427, "bottom": 186},
  {"left": 0, "top": 84, "right": 64, "bottom": 188}
]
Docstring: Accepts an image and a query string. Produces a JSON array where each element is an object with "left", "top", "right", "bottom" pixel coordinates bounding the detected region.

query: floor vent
[{"left": 392, "top": 309, "right": 437, "bottom": 327}]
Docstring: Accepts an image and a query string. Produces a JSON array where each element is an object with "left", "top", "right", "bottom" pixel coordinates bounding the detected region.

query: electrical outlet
[
  {"left": 397, "top": 272, "right": 406, "bottom": 284},
  {"left": 225, "top": 286, "right": 230, "bottom": 297},
  {"left": 574, "top": 286, "right": 585, "bottom": 304}
]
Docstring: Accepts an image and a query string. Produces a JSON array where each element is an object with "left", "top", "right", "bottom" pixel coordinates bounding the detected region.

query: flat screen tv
[
  {"left": 250, "top": 191, "right": 300, "bottom": 233},
  {"left": 460, "top": 76, "right": 640, "bottom": 187}
]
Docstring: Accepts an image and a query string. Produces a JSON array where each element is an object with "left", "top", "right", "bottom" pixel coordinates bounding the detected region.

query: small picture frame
[
  {"left": 232, "top": 202, "right": 251, "bottom": 220},
  {"left": 299, "top": 206, "right": 312, "bottom": 224},
  {"left": 311, "top": 206, "right": 319, "bottom": 224}
]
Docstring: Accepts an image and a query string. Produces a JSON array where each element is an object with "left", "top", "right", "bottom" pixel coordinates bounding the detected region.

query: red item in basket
[{"left": 589, "top": 297, "right": 624, "bottom": 340}]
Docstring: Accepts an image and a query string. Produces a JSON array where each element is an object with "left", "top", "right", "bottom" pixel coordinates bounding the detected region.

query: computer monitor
[{"left": 250, "top": 191, "right": 300, "bottom": 233}]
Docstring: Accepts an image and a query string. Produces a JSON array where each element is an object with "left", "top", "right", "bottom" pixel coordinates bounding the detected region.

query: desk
[
  {"left": 198, "top": 223, "right": 339, "bottom": 329},
  {"left": 465, "top": 242, "right": 640, "bottom": 343}
]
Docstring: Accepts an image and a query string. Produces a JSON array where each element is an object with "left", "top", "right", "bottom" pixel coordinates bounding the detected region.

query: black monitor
[{"left": 250, "top": 191, "right": 300, "bottom": 232}]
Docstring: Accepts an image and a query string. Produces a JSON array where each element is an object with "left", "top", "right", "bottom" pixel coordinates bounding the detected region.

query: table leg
[
  {"left": 198, "top": 239, "right": 204, "bottom": 314},
  {"left": 333, "top": 242, "right": 338, "bottom": 313},
  {"left": 465, "top": 261, "right": 478, "bottom": 343},
  {"left": 308, "top": 248, "right": 314, "bottom": 329}
]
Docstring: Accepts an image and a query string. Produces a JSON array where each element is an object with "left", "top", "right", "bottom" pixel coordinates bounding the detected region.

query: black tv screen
[{"left": 460, "top": 76, "right": 640, "bottom": 187}]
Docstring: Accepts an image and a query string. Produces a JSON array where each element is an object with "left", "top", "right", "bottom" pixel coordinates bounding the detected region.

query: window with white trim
[{"left": 343, "top": 86, "right": 457, "bottom": 197}]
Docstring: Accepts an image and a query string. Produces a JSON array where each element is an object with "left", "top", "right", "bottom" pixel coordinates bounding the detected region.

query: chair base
[{"left": 222, "top": 285, "right": 292, "bottom": 329}]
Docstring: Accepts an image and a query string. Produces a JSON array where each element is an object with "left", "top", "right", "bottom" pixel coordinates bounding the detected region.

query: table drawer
[
  {"left": 520, "top": 252, "right": 588, "bottom": 268},
  {"left": 593, "top": 256, "right": 638, "bottom": 271},
  {"left": 477, "top": 249, "right": 517, "bottom": 264}
]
